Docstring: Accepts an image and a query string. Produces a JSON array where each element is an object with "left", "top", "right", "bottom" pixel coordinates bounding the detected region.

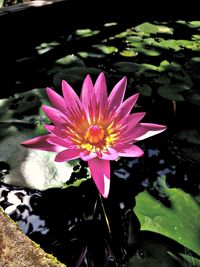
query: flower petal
[
  {"left": 120, "top": 112, "right": 146, "bottom": 131},
  {"left": 94, "top": 72, "right": 108, "bottom": 107},
  {"left": 44, "top": 124, "right": 68, "bottom": 138},
  {"left": 55, "top": 148, "right": 80, "bottom": 162},
  {"left": 62, "top": 80, "right": 81, "bottom": 110},
  {"left": 88, "top": 158, "right": 110, "bottom": 198},
  {"left": 80, "top": 151, "right": 96, "bottom": 161},
  {"left": 119, "top": 93, "right": 139, "bottom": 118},
  {"left": 134, "top": 123, "right": 167, "bottom": 141},
  {"left": 42, "top": 105, "right": 67, "bottom": 127},
  {"left": 21, "top": 135, "right": 63, "bottom": 152},
  {"left": 101, "top": 147, "right": 118, "bottom": 160},
  {"left": 107, "top": 77, "right": 127, "bottom": 112},
  {"left": 118, "top": 144, "right": 144, "bottom": 157},
  {"left": 81, "top": 74, "right": 94, "bottom": 112},
  {"left": 47, "top": 136, "right": 72, "bottom": 148},
  {"left": 46, "top": 87, "right": 66, "bottom": 114}
]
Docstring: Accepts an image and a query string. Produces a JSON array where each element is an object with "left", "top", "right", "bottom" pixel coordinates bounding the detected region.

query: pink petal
[
  {"left": 44, "top": 124, "right": 68, "bottom": 139},
  {"left": 42, "top": 105, "right": 67, "bottom": 127},
  {"left": 55, "top": 148, "right": 80, "bottom": 162},
  {"left": 46, "top": 87, "right": 66, "bottom": 114},
  {"left": 117, "top": 144, "right": 144, "bottom": 157},
  {"left": 121, "top": 125, "right": 148, "bottom": 142},
  {"left": 122, "top": 123, "right": 166, "bottom": 142},
  {"left": 101, "top": 147, "right": 118, "bottom": 160},
  {"left": 94, "top": 72, "right": 108, "bottom": 107},
  {"left": 62, "top": 80, "right": 81, "bottom": 110},
  {"left": 107, "top": 77, "right": 127, "bottom": 112},
  {"left": 21, "top": 135, "right": 63, "bottom": 152},
  {"left": 80, "top": 74, "right": 94, "bottom": 112},
  {"left": 80, "top": 151, "right": 96, "bottom": 161},
  {"left": 119, "top": 93, "right": 139, "bottom": 118},
  {"left": 47, "top": 136, "right": 72, "bottom": 148},
  {"left": 120, "top": 112, "right": 146, "bottom": 131},
  {"left": 88, "top": 158, "right": 110, "bottom": 198},
  {"left": 134, "top": 123, "right": 167, "bottom": 141}
]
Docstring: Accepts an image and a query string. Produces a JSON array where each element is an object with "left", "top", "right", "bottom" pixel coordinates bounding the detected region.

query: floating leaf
[
  {"left": 113, "top": 62, "right": 140, "bottom": 73},
  {"left": 93, "top": 44, "right": 118, "bottom": 54},
  {"left": 137, "top": 84, "right": 152, "bottom": 97},
  {"left": 135, "top": 22, "right": 173, "bottom": 35},
  {"left": 134, "top": 177, "right": 200, "bottom": 256},
  {"left": 120, "top": 50, "right": 138, "bottom": 57},
  {"left": 75, "top": 28, "right": 100, "bottom": 37},
  {"left": 158, "top": 85, "right": 185, "bottom": 101},
  {"left": 188, "top": 21, "right": 200, "bottom": 28}
]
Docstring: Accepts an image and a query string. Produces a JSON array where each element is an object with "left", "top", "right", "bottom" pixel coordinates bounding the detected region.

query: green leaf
[
  {"left": 137, "top": 84, "right": 152, "bottom": 97},
  {"left": 119, "top": 50, "right": 138, "bottom": 57},
  {"left": 113, "top": 62, "right": 140, "bottom": 73},
  {"left": 188, "top": 21, "right": 200, "bottom": 28},
  {"left": 135, "top": 22, "right": 173, "bottom": 36},
  {"left": 158, "top": 85, "right": 185, "bottom": 101},
  {"left": 93, "top": 44, "right": 118, "bottom": 54},
  {"left": 134, "top": 177, "right": 200, "bottom": 256},
  {"left": 75, "top": 28, "right": 100, "bottom": 37}
]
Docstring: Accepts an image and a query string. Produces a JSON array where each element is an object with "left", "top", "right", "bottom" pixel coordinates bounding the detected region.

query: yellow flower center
[{"left": 85, "top": 125, "right": 105, "bottom": 144}]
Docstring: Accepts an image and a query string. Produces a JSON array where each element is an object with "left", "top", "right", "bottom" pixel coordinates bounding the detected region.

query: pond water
[{"left": 0, "top": 19, "right": 200, "bottom": 267}]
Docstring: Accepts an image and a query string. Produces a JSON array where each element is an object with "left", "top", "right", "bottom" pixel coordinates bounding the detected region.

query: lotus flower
[{"left": 21, "top": 73, "right": 166, "bottom": 198}]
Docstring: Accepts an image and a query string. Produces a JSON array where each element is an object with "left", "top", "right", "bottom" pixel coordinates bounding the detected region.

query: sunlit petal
[
  {"left": 46, "top": 87, "right": 66, "bottom": 114},
  {"left": 119, "top": 93, "right": 139, "bottom": 118},
  {"left": 42, "top": 105, "right": 67, "bottom": 127},
  {"left": 94, "top": 72, "right": 108, "bottom": 107},
  {"left": 81, "top": 74, "right": 94, "bottom": 112},
  {"left": 21, "top": 135, "right": 63, "bottom": 152},
  {"left": 62, "top": 80, "right": 81, "bottom": 110},
  {"left": 134, "top": 123, "right": 167, "bottom": 141},
  {"left": 118, "top": 144, "right": 144, "bottom": 157},
  {"left": 88, "top": 158, "right": 110, "bottom": 198},
  {"left": 55, "top": 148, "right": 80, "bottom": 162},
  {"left": 107, "top": 77, "right": 127, "bottom": 112}
]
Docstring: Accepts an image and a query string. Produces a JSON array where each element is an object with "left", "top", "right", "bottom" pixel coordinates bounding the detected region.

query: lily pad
[
  {"left": 92, "top": 44, "right": 118, "bottom": 54},
  {"left": 135, "top": 22, "right": 173, "bottom": 36},
  {"left": 137, "top": 84, "right": 152, "bottom": 97},
  {"left": 158, "top": 85, "right": 185, "bottom": 101},
  {"left": 134, "top": 177, "right": 200, "bottom": 256}
]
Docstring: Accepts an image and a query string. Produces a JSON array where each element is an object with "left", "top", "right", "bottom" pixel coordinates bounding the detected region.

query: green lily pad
[
  {"left": 158, "top": 85, "right": 185, "bottom": 101},
  {"left": 120, "top": 50, "right": 138, "bottom": 57},
  {"left": 135, "top": 22, "right": 173, "bottom": 36},
  {"left": 75, "top": 28, "right": 100, "bottom": 37},
  {"left": 188, "top": 21, "right": 200, "bottom": 28},
  {"left": 137, "top": 84, "right": 152, "bottom": 97},
  {"left": 134, "top": 177, "right": 200, "bottom": 256},
  {"left": 113, "top": 62, "right": 141, "bottom": 73},
  {"left": 92, "top": 44, "right": 118, "bottom": 54}
]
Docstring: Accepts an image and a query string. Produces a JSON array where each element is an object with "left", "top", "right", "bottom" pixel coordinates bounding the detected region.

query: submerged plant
[{"left": 22, "top": 73, "right": 166, "bottom": 198}]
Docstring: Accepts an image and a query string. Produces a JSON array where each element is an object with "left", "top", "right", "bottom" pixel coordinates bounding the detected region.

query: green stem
[{"left": 99, "top": 193, "right": 112, "bottom": 236}]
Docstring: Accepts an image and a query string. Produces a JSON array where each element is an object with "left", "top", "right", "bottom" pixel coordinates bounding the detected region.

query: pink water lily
[{"left": 21, "top": 73, "right": 166, "bottom": 198}]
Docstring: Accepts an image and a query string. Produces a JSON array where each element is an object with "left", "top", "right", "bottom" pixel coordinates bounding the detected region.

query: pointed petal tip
[{"left": 88, "top": 158, "right": 110, "bottom": 198}]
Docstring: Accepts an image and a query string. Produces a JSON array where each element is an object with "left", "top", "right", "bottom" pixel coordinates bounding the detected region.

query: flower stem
[{"left": 99, "top": 193, "right": 112, "bottom": 236}]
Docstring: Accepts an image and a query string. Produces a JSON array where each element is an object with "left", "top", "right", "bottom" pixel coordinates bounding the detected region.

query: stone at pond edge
[{"left": 0, "top": 207, "right": 66, "bottom": 267}]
